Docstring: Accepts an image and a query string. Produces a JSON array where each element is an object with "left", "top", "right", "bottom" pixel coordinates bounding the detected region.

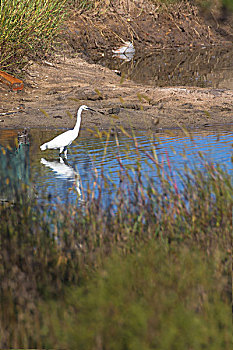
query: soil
[{"left": 0, "top": 0, "right": 233, "bottom": 132}]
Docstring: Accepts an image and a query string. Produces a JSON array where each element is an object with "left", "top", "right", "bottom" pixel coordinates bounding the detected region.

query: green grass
[
  {"left": 0, "top": 0, "right": 67, "bottom": 70},
  {"left": 0, "top": 131, "right": 232, "bottom": 348},
  {"left": 1, "top": 0, "right": 232, "bottom": 71},
  {"left": 222, "top": 0, "right": 233, "bottom": 11},
  {"left": 39, "top": 243, "right": 232, "bottom": 350}
]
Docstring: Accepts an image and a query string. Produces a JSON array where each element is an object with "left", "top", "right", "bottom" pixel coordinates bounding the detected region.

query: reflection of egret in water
[
  {"left": 112, "top": 41, "right": 135, "bottom": 61},
  {"left": 112, "top": 52, "right": 135, "bottom": 62},
  {"left": 41, "top": 157, "right": 82, "bottom": 198}
]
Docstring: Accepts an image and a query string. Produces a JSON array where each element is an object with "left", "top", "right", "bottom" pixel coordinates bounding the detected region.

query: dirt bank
[
  {"left": 0, "top": 0, "right": 232, "bottom": 131},
  {"left": 64, "top": 0, "right": 233, "bottom": 55},
  {"left": 0, "top": 55, "right": 232, "bottom": 131}
]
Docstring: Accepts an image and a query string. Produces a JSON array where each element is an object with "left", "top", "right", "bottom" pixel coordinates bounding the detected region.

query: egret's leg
[
  {"left": 64, "top": 147, "right": 68, "bottom": 159},
  {"left": 59, "top": 146, "right": 64, "bottom": 156}
]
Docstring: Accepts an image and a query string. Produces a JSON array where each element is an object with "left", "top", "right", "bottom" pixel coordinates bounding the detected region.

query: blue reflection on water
[
  {"left": 35, "top": 129, "right": 233, "bottom": 204},
  {"left": 0, "top": 128, "right": 232, "bottom": 204}
]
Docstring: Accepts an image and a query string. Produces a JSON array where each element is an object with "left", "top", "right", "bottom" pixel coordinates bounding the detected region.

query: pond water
[
  {"left": 95, "top": 46, "right": 233, "bottom": 89},
  {"left": 1, "top": 46, "right": 233, "bottom": 204},
  {"left": 0, "top": 127, "right": 232, "bottom": 204}
]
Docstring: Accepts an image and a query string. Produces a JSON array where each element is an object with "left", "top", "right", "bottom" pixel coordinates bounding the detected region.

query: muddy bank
[
  {"left": 0, "top": 55, "right": 233, "bottom": 131},
  {"left": 65, "top": 0, "right": 233, "bottom": 57},
  {"left": 0, "top": 1, "right": 233, "bottom": 131},
  {"left": 95, "top": 46, "right": 233, "bottom": 90}
]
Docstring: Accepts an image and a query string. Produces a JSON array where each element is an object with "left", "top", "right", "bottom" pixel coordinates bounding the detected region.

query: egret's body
[
  {"left": 112, "top": 41, "right": 135, "bottom": 55},
  {"left": 40, "top": 105, "right": 95, "bottom": 157},
  {"left": 112, "top": 41, "right": 135, "bottom": 62}
]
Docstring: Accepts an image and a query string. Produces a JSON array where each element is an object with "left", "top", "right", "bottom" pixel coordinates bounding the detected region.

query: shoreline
[
  {"left": 0, "top": 54, "right": 233, "bottom": 132},
  {"left": 1, "top": 0, "right": 233, "bottom": 132}
]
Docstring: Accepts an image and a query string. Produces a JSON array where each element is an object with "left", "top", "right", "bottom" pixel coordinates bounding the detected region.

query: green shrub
[
  {"left": 37, "top": 242, "right": 232, "bottom": 349},
  {"left": 0, "top": 0, "right": 66, "bottom": 70}
]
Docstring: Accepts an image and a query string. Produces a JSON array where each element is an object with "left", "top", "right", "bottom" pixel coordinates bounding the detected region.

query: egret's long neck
[{"left": 73, "top": 108, "right": 82, "bottom": 134}]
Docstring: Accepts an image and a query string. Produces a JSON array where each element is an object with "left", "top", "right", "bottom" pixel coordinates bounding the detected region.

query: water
[
  {"left": 1, "top": 47, "right": 232, "bottom": 204},
  {"left": 0, "top": 127, "right": 232, "bottom": 204},
  {"left": 95, "top": 46, "right": 233, "bottom": 89}
]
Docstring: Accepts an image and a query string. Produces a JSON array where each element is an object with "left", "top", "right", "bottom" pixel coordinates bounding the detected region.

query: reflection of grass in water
[
  {"left": 0, "top": 130, "right": 232, "bottom": 348},
  {"left": 0, "top": 144, "right": 30, "bottom": 202}
]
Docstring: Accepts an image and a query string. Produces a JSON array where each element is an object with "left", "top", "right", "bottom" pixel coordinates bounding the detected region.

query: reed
[
  {"left": 0, "top": 129, "right": 232, "bottom": 348},
  {"left": 38, "top": 242, "right": 232, "bottom": 350},
  {"left": 1, "top": 0, "right": 231, "bottom": 70},
  {"left": 0, "top": 0, "right": 66, "bottom": 70}
]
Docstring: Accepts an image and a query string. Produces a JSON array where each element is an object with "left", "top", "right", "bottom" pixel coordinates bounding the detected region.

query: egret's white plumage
[
  {"left": 112, "top": 41, "right": 135, "bottom": 55},
  {"left": 40, "top": 105, "right": 95, "bottom": 157}
]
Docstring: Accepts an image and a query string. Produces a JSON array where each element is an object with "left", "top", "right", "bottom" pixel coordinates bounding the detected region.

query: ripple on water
[{"left": 0, "top": 128, "right": 232, "bottom": 204}]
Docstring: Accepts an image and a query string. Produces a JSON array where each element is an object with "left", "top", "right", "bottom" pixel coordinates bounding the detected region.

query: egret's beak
[
  {"left": 87, "top": 107, "right": 96, "bottom": 113},
  {"left": 88, "top": 107, "right": 104, "bottom": 115}
]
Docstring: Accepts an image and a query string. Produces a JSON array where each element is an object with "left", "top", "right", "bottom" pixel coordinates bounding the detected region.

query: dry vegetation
[
  {"left": 0, "top": 1, "right": 232, "bottom": 348},
  {"left": 0, "top": 131, "right": 232, "bottom": 348}
]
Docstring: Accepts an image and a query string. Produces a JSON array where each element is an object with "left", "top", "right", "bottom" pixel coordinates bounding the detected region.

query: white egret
[
  {"left": 112, "top": 42, "right": 135, "bottom": 62},
  {"left": 40, "top": 105, "right": 97, "bottom": 157},
  {"left": 112, "top": 41, "right": 135, "bottom": 55}
]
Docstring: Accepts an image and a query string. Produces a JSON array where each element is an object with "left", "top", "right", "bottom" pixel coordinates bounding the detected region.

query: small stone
[{"left": 108, "top": 107, "right": 120, "bottom": 115}]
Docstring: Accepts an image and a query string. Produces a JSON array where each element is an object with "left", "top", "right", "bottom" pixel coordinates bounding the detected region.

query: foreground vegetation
[{"left": 0, "top": 132, "right": 232, "bottom": 348}]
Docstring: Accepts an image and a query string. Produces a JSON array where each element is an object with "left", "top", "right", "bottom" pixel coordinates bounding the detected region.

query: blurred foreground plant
[
  {"left": 38, "top": 242, "right": 232, "bottom": 349},
  {"left": 0, "top": 129, "right": 232, "bottom": 348}
]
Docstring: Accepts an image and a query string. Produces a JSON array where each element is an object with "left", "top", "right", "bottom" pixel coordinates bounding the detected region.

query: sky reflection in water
[{"left": 0, "top": 128, "right": 232, "bottom": 205}]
